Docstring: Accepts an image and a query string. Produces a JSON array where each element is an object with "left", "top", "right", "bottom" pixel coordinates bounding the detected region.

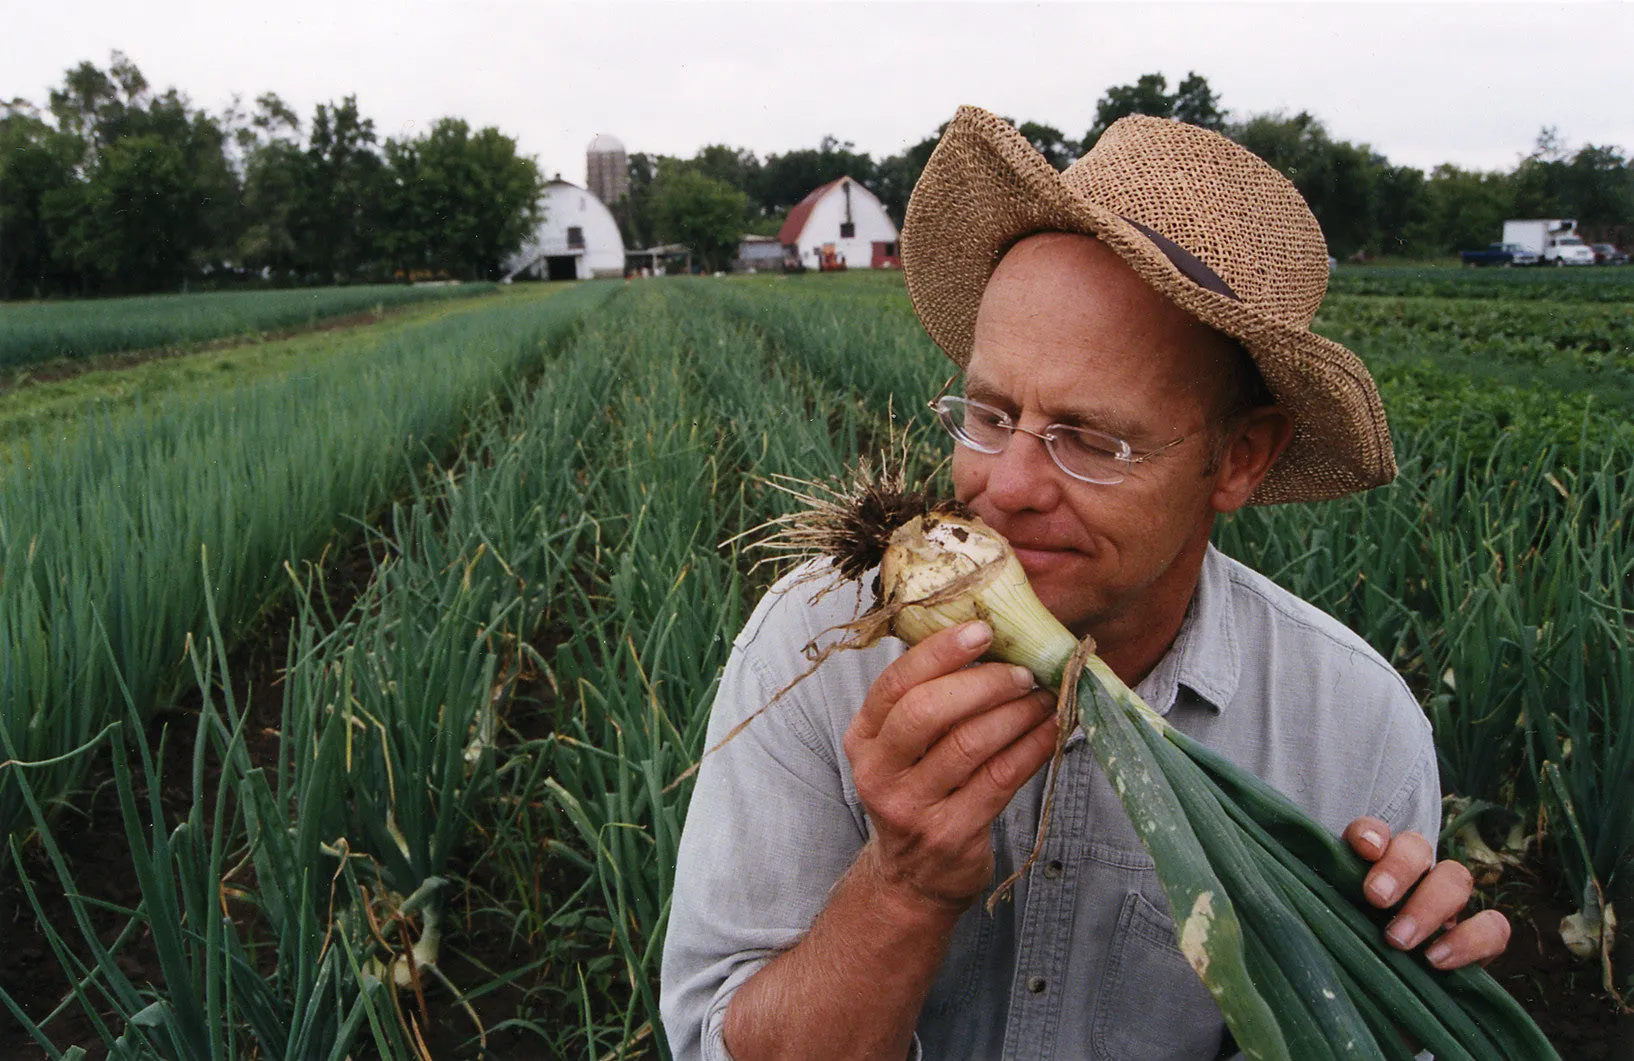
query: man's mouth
[{"left": 1009, "top": 543, "right": 1078, "bottom": 573}]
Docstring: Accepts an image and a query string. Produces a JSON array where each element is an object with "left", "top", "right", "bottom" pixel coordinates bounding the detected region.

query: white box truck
[{"left": 1501, "top": 219, "right": 1597, "bottom": 266}]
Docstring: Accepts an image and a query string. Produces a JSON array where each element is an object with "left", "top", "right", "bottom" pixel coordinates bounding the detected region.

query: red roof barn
[{"left": 777, "top": 177, "right": 901, "bottom": 270}]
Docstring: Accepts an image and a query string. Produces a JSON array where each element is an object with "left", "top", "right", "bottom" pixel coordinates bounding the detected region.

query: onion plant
[{"left": 1, "top": 586, "right": 407, "bottom": 1059}]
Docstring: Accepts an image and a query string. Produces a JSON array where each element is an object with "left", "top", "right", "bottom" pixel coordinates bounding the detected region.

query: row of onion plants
[
  {"left": 0, "top": 282, "right": 499, "bottom": 369},
  {"left": 7, "top": 277, "right": 941, "bottom": 1057},
  {"left": 3, "top": 283, "right": 623, "bottom": 1056},
  {"left": 0, "top": 281, "right": 616, "bottom": 850},
  {"left": 529, "top": 280, "right": 945, "bottom": 1057}
]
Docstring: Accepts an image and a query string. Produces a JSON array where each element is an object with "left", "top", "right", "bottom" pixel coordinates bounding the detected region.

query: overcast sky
[{"left": 4, "top": 1, "right": 1630, "bottom": 183}]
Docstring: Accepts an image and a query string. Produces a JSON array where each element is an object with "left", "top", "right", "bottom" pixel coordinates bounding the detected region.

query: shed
[
  {"left": 733, "top": 234, "right": 784, "bottom": 273},
  {"left": 626, "top": 243, "right": 691, "bottom": 276},
  {"left": 777, "top": 176, "right": 901, "bottom": 271},
  {"left": 505, "top": 180, "right": 626, "bottom": 281}
]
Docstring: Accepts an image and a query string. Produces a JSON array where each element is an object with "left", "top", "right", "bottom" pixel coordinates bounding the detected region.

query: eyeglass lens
[{"left": 935, "top": 397, "right": 1131, "bottom": 484}]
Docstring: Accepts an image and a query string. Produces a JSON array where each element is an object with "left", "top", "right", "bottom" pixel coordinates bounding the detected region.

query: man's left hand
[{"left": 1343, "top": 817, "right": 1511, "bottom": 970}]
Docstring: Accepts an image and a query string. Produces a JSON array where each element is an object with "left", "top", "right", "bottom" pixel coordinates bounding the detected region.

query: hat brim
[{"left": 901, "top": 106, "right": 1395, "bottom": 506}]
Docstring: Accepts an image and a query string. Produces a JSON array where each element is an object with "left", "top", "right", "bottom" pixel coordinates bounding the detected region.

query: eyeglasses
[{"left": 928, "top": 379, "right": 1184, "bottom": 486}]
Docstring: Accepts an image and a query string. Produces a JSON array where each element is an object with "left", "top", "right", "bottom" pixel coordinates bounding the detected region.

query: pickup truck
[{"left": 1460, "top": 242, "right": 1539, "bottom": 267}]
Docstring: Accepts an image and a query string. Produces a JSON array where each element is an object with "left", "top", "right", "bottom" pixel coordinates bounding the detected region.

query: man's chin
[{"left": 1023, "top": 568, "right": 1103, "bottom": 636}]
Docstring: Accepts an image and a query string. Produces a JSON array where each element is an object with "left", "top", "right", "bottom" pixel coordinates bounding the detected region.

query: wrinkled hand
[
  {"left": 1344, "top": 818, "right": 1511, "bottom": 970},
  {"left": 844, "top": 621, "right": 1058, "bottom": 913}
]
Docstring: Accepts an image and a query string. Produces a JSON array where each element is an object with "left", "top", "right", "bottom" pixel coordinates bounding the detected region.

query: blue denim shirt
[{"left": 661, "top": 546, "right": 1440, "bottom": 1060}]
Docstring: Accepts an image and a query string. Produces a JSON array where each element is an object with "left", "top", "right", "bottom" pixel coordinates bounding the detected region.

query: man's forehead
[{"left": 982, "top": 232, "right": 1197, "bottom": 336}]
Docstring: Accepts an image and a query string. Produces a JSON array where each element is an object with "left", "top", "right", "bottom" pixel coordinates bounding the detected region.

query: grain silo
[{"left": 586, "top": 134, "right": 629, "bottom": 206}]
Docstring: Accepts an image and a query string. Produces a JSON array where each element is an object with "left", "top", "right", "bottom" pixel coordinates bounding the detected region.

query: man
[{"left": 661, "top": 108, "right": 1510, "bottom": 1060}]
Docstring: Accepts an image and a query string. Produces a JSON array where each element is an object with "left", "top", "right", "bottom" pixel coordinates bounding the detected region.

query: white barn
[
  {"left": 505, "top": 180, "right": 626, "bottom": 281},
  {"left": 777, "top": 176, "right": 900, "bottom": 270}
]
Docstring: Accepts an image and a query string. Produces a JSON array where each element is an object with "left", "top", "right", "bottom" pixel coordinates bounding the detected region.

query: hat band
[{"left": 1122, "top": 217, "right": 1239, "bottom": 301}]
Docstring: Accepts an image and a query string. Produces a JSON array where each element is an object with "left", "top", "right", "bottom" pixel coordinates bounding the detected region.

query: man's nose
[{"left": 983, "top": 428, "right": 1063, "bottom": 512}]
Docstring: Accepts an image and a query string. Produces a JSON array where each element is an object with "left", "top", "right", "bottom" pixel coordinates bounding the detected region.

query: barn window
[
  {"left": 840, "top": 222, "right": 856, "bottom": 239},
  {"left": 567, "top": 226, "right": 585, "bottom": 249}
]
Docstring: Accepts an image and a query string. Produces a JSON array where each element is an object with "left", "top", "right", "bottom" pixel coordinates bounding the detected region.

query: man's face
[{"left": 952, "top": 233, "right": 1246, "bottom": 644}]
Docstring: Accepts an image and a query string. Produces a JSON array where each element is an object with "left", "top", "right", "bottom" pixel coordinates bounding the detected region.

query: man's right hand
[
  {"left": 844, "top": 620, "right": 1060, "bottom": 912},
  {"left": 722, "top": 620, "right": 1057, "bottom": 1061}
]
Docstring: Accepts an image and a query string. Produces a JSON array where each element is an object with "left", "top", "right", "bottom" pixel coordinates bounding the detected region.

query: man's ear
[{"left": 1210, "top": 406, "right": 1294, "bottom": 514}]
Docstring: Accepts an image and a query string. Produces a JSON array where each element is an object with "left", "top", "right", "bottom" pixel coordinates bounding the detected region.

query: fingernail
[
  {"left": 1387, "top": 915, "right": 1419, "bottom": 948},
  {"left": 1367, "top": 872, "right": 1399, "bottom": 906},
  {"left": 1012, "top": 665, "right": 1035, "bottom": 691},
  {"left": 958, "top": 622, "right": 991, "bottom": 650},
  {"left": 1425, "top": 940, "right": 1452, "bottom": 967},
  {"left": 1359, "top": 828, "right": 1384, "bottom": 851}
]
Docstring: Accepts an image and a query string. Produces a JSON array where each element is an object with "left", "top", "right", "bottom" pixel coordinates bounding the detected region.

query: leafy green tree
[
  {"left": 235, "top": 94, "right": 305, "bottom": 281},
  {"left": 1171, "top": 73, "right": 1227, "bottom": 132},
  {"left": 1561, "top": 145, "right": 1634, "bottom": 228},
  {"left": 873, "top": 133, "right": 941, "bottom": 226},
  {"left": 1230, "top": 111, "right": 1384, "bottom": 257},
  {"left": 614, "top": 151, "right": 660, "bottom": 249},
  {"left": 754, "top": 136, "right": 875, "bottom": 216},
  {"left": 49, "top": 134, "right": 197, "bottom": 292},
  {"left": 1372, "top": 162, "right": 1428, "bottom": 255},
  {"left": 1085, "top": 72, "right": 1227, "bottom": 149},
  {"left": 1410, "top": 164, "right": 1513, "bottom": 255},
  {"left": 133, "top": 90, "right": 240, "bottom": 277},
  {"left": 1507, "top": 127, "right": 1575, "bottom": 220},
  {"left": 47, "top": 51, "right": 147, "bottom": 163},
  {"left": 379, "top": 118, "right": 543, "bottom": 280},
  {"left": 292, "top": 97, "right": 384, "bottom": 282},
  {"left": 22, "top": 53, "right": 241, "bottom": 294},
  {"left": 650, "top": 165, "right": 748, "bottom": 271},
  {"left": 1085, "top": 73, "right": 1175, "bottom": 147},
  {"left": 1505, "top": 131, "right": 1634, "bottom": 232},
  {"left": 691, "top": 144, "right": 761, "bottom": 198},
  {"left": 0, "top": 103, "right": 80, "bottom": 297}
]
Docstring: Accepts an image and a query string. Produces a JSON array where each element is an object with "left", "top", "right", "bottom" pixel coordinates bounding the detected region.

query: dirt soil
[{"left": 1482, "top": 869, "right": 1634, "bottom": 1060}]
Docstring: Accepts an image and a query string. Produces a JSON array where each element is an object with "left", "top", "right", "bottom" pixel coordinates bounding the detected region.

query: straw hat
[{"left": 901, "top": 105, "right": 1395, "bottom": 505}]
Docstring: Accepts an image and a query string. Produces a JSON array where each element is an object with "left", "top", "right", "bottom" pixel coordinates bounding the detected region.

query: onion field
[
  {"left": 0, "top": 283, "right": 499, "bottom": 369},
  {"left": 0, "top": 269, "right": 1630, "bottom": 1057}
]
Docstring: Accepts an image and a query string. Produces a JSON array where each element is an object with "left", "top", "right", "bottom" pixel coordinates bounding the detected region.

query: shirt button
[
  {"left": 1043, "top": 860, "right": 1064, "bottom": 880},
  {"left": 1027, "top": 976, "right": 1047, "bottom": 994}
]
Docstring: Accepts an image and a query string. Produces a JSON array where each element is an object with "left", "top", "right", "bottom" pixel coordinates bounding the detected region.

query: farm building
[
  {"left": 778, "top": 177, "right": 901, "bottom": 270},
  {"left": 733, "top": 234, "right": 784, "bottom": 273},
  {"left": 505, "top": 180, "right": 626, "bottom": 281},
  {"left": 587, "top": 133, "right": 629, "bottom": 206}
]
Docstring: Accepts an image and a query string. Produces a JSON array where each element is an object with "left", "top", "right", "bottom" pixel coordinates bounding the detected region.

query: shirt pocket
[{"left": 1092, "top": 890, "right": 1224, "bottom": 1061}]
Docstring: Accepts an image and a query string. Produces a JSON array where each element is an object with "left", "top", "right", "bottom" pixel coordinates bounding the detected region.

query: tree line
[
  {"left": 1, "top": 53, "right": 544, "bottom": 299},
  {"left": 5, "top": 59, "right": 1634, "bottom": 299},
  {"left": 621, "top": 71, "right": 1634, "bottom": 271}
]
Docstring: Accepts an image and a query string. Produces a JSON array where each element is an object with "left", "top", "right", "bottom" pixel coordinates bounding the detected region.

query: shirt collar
[{"left": 1131, "top": 544, "right": 1241, "bottom": 717}]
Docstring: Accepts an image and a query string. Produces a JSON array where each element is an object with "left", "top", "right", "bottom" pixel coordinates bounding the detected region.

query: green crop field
[
  {"left": 0, "top": 269, "right": 1629, "bottom": 1057},
  {"left": 0, "top": 282, "right": 499, "bottom": 369}
]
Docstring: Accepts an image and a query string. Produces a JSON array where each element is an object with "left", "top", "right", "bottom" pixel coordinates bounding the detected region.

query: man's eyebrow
[{"left": 962, "top": 375, "right": 1150, "bottom": 442}]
